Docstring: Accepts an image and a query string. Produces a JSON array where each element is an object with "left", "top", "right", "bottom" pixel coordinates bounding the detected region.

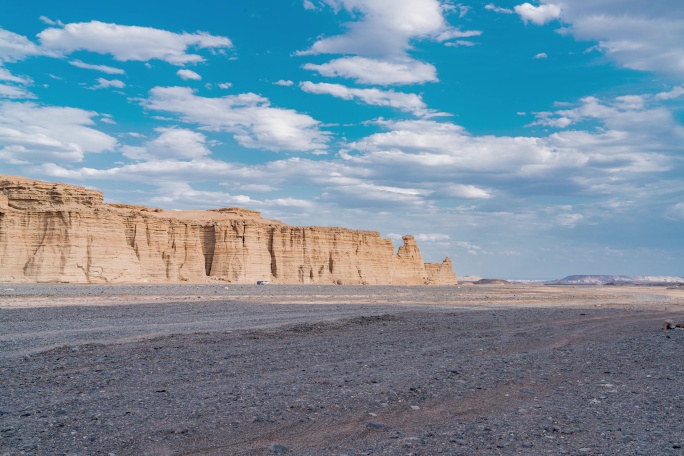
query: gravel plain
[{"left": 1, "top": 283, "right": 683, "bottom": 455}]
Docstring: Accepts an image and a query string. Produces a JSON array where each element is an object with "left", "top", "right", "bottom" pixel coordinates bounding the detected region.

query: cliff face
[{"left": 0, "top": 175, "right": 458, "bottom": 285}]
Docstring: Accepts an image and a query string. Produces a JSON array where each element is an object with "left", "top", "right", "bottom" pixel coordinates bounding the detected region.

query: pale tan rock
[{"left": 0, "top": 175, "right": 457, "bottom": 285}]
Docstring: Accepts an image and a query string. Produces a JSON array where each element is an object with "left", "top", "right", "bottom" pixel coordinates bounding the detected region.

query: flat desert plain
[{"left": 1, "top": 284, "right": 683, "bottom": 455}]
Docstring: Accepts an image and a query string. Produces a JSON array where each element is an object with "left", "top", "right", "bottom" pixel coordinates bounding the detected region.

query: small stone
[
  {"left": 410, "top": 405, "right": 420, "bottom": 410},
  {"left": 367, "top": 422, "right": 385, "bottom": 429},
  {"left": 578, "top": 448, "right": 591, "bottom": 454},
  {"left": 522, "top": 442, "right": 533, "bottom": 448},
  {"left": 268, "top": 444, "right": 288, "bottom": 454}
]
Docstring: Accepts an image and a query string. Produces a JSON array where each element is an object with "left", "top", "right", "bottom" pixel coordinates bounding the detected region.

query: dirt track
[{"left": 1, "top": 284, "right": 683, "bottom": 455}]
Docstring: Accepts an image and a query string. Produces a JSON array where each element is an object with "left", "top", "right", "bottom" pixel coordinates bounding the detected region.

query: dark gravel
[{"left": 0, "top": 285, "right": 683, "bottom": 455}]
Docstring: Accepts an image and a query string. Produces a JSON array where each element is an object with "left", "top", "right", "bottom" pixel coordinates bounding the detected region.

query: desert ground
[{"left": 1, "top": 284, "right": 683, "bottom": 455}]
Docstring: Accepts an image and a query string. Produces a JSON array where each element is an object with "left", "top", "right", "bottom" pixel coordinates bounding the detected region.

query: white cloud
[
  {"left": 534, "top": 0, "right": 684, "bottom": 79},
  {"left": 0, "top": 101, "right": 117, "bottom": 164},
  {"left": 92, "top": 78, "right": 126, "bottom": 90},
  {"left": 99, "top": 114, "right": 116, "bottom": 125},
  {"left": 177, "top": 69, "right": 202, "bottom": 81},
  {"left": 301, "top": 0, "right": 448, "bottom": 57},
  {"left": 666, "top": 202, "right": 684, "bottom": 220},
  {"left": 143, "top": 86, "right": 329, "bottom": 152},
  {"left": 435, "top": 29, "right": 482, "bottom": 42},
  {"left": 456, "top": 241, "right": 492, "bottom": 256},
  {"left": 69, "top": 59, "right": 125, "bottom": 75},
  {"left": 415, "top": 233, "right": 450, "bottom": 242},
  {"left": 303, "top": 0, "right": 318, "bottom": 10},
  {"left": 38, "top": 21, "right": 232, "bottom": 65},
  {"left": 534, "top": 52, "right": 548, "bottom": 59},
  {"left": 300, "top": 81, "right": 431, "bottom": 116},
  {"left": 148, "top": 181, "right": 255, "bottom": 208},
  {"left": 218, "top": 82, "right": 233, "bottom": 89},
  {"left": 122, "top": 127, "right": 211, "bottom": 160},
  {"left": 655, "top": 86, "right": 684, "bottom": 101},
  {"left": 485, "top": 4, "right": 513, "bottom": 14},
  {"left": 0, "top": 84, "right": 34, "bottom": 99},
  {"left": 515, "top": 3, "right": 562, "bottom": 25},
  {"left": 274, "top": 79, "right": 294, "bottom": 86},
  {"left": 0, "top": 28, "right": 40, "bottom": 62},
  {"left": 0, "top": 68, "right": 34, "bottom": 99},
  {"left": 299, "top": 0, "right": 478, "bottom": 85},
  {"left": 444, "top": 40, "right": 477, "bottom": 47},
  {"left": 556, "top": 213, "right": 583, "bottom": 227},
  {"left": 441, "top": 184, "right": 493, "bottom": 199},
  {"left": 345, "top": 102, "right": 680, "bottom": 195},
  {"left": 0, "top": 68, "right": 30, "bottom": 84},
  {"left": 39, "top": 16, "right": 63, "bottom": 27},
  {"left": 303, "top": 56, "right": 437, "bottom": 85}
]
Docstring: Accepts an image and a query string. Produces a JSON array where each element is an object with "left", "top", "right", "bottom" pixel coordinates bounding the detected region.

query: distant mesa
[
  {"left": 0, "top": 174, "right": 457, "bottom": 285},
  {"left": 546, "top": 275, "right": 684, "bottom": 286},
  {"left": 458, "top": 275, "right": 482, "bottom": 283},
  {"left": 473, "top": 279, "right": 510, "bottom": 285}
]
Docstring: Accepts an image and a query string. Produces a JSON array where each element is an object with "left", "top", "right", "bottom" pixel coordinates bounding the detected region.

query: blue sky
[{"left": 1, "top": 0, "right": 683, "bottom": 279}]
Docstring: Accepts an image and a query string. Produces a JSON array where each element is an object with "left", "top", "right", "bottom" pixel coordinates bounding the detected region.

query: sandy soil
[{"left": 1, "top": 284, "right": 683, "bottom": 455}]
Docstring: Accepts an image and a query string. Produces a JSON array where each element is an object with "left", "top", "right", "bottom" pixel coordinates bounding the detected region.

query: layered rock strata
[{"left": 0, "top": 175, "right": 457, "bottom": 285}]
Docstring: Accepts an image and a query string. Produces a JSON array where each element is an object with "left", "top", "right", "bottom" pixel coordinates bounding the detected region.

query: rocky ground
[{"left": 1, "top": 284, "right": 683, "bottom": 455}]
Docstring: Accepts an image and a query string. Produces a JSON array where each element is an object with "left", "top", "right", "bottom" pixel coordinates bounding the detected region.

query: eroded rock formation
[{"left": 0, "top": 175, "right": 457, "bottom": 285}]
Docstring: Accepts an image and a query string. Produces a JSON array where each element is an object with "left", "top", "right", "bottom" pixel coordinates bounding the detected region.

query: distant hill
[{"left": 546, "top": 275, "right": 684, "bottom": 285}]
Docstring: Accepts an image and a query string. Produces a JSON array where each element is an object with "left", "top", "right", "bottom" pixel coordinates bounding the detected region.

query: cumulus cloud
[
  {"left": 444, "top": 40, "right": 478, "bottom": 47},
  {"left": 0, "top": 68, "right": 30, "bottom": 84},
  {"left": 303, "top": 0, "right": 318, "bottom": 10},
  {"left": 121, "top": 127, "right": 211, "bottom": 160},
  {"left": 346, "top": 104, "right": 679, "bottom": 196},
  {"left": 0, "top": 68, "right": 34, "bottom": 100},
  {"left": 415, "top": 233, "right": 450, "bottom": 242},
  {"left": 300, "top": 0, "right": 448, "bottom": 57},
  {"left": 148, "top": 181, "right": 255, "bottom": 208},
  {"left": 91, "top": 78, "right": 126, "bottom": 90},
  {"left": 299, "top": 0, "right": 478, "bottom": 85},
  {"left": 556, "top": 212, "right": 583, "bottom": 227},
  {"left": 0, "top": 67, "right": 34, "bottom": 99},
  {"left": 0, "top": 101, "right": 117, "bottom": 164},
  {"left": 534, "top": 52, "right": 548, "bottom": 59},
  {"left": 0, "top": 28, "right": 40, "bottom": 62},
  {"left": 655, "top": 86, "right": 684, "bottom": 101},
  {"left": 143, "top": 86, "right": 329, "bottom": 152},
  {"left": 69, "top": 59, "right": 125, "bottom": 74},
  {"left": 303, "top": 57, "right": 437, "bottom": 85},
  {"left": 218, "top": 82, "right": 233, "bottom": 89},
  {"left": 300, "top": 81, "right": 432, "bottom": 116},
  {"left": 435, "top": 29, "right": 482, "bottom": 42},
  {"left": 514, "top": 2, "right": 562, "bottom": 25},
  {"left": 666, "top": 202, "right": 684, "bottom": 220},
  {"left": 274, "top": 80, "right": 294, "bottom": 86},
  {"left": 0, "top": 84, "right": 34, "bottom": 99},
  {"left": 485, "top": 4, "right": 513, "bottom": 14},
  {"left": 529, "top": 94, "right": 684, "bottom": 152},
  {"left": 526, "top": 1, "right": 684, "bottom": 79},
  {"left": 177, "top": 69, "right": 202, "bottom": 81},
  {"left": 440, "top": 184, "right": 493, "bottom": 199},
  {"left": 38, "top": 21, "right": 232, "bottom": 65},
  {"left": 455, "top": 241, "right": 492, "bottom": 256}
]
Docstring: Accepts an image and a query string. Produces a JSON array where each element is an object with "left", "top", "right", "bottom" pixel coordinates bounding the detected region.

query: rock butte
[{"left": 0, "top": 175, "right": 457, "bottom": 285}]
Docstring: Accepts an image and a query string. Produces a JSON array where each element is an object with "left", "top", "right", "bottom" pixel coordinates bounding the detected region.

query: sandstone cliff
[{"left": 0, "top": 175, "right": 457, "bottom": 285}]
